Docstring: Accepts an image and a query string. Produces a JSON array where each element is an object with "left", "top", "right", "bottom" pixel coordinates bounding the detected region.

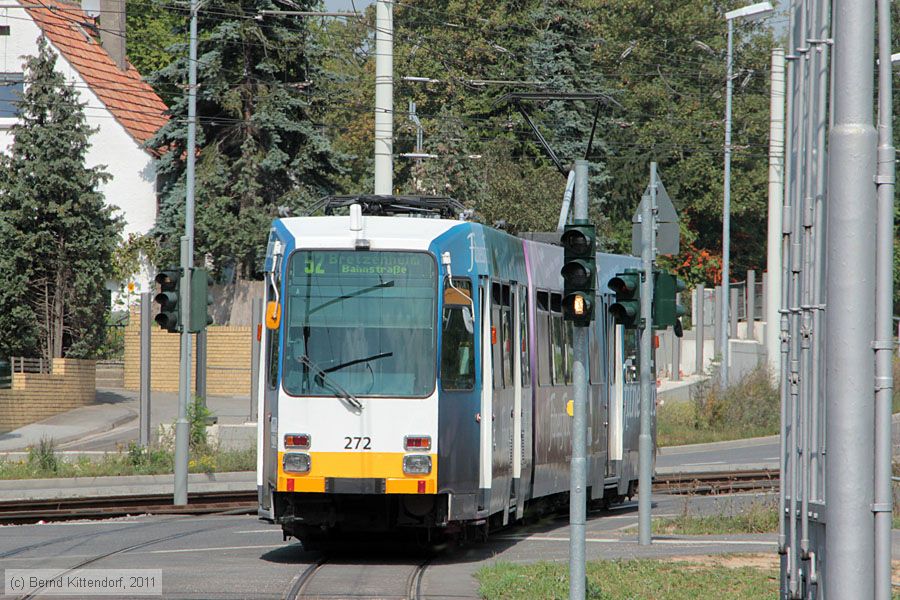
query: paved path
[{"left": 0, "top": 389, "right": 253, "bottom": 453}]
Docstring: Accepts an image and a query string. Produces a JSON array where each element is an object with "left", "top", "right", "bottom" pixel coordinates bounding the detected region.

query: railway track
[
  {"left": 0, "top": 469, "right": 778, "bottom": 525},
  {"left": 283, "top": 556, "right": 431, "bottom": 600},
  {"left": 0, "top": 490, "right": 257, "bottom": 524},
  {"left": 653, "top": 469, "right": 779, "bottom": 495}
]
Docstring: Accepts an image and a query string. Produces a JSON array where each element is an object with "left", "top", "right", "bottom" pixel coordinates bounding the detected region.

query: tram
[{"left": 255, "top": 196, "right": 652, "bottom": 542}]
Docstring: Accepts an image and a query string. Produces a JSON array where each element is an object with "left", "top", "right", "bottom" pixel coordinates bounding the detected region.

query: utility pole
[
  {"left": 374, "top": 0, "right": 393, "bottom": 194},
  {"left": 874, "top": 0, "right": 895, "bottom": 597},
  {"left": 174, "top": 0, "right": 199, "bottom": 507},
  {"left": 721, "top": 2, "right": 774, "bottom": 388},
  {"left": 638, "top": 162, "right": 656, "bottom": 546},
  {"left": 568, "top": 160, "right": 589, "bottom": 600},
  {"left": 826, "top": 0, "right": 876, "bottom": 596},
  {"left": 720, "top": 16, "right": 734, "bottom": 389},
  {"left": 766, "top": 48, "right": 785, "bottom": 376},
  {"left": 140, "top": 292, "right": 151, "bottom": 447}
]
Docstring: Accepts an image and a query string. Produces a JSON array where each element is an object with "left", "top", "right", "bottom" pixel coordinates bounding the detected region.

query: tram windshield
[{"left": 282, "top": 250, "right": 437, "bottom": 398}]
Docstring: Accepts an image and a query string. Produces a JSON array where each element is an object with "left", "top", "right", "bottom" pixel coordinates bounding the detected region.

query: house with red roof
[{"left": 0, "top": 0, "right": 168, "bottom": 293}]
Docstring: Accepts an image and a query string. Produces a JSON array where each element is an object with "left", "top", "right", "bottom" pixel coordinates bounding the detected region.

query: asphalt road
[
  {"left": 656, "top": 436, "right": 779, "bottom": 472},
  {"left": 0, "top": 492, "right": 783, "bottom": 600}
]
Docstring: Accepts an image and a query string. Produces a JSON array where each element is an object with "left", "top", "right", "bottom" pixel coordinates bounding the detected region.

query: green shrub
[
  {"left": 658, "top": 366, "right": 779, "bottom": 446},
  {"left": 27, "top": 437, "right": 58, "bottom": 474}
]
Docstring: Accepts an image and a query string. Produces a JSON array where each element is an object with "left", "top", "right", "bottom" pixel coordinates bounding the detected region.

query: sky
[{"left": 324, "top": 0, "right": 372, "bottom": 11}]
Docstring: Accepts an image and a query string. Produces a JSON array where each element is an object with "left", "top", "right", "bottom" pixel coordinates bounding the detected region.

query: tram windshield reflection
[{"left": 282, "top": 250, "right": 437, "bottom": 398}]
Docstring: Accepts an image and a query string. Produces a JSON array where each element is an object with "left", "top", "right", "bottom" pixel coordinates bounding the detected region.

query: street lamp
[{"left": 720, "top": 1, "right": 773, "bottom": 389}]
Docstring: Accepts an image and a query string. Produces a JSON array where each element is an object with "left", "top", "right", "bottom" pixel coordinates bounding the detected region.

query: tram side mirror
[
  {"left": 265, "top": 301, "right": 282, "bottom": 330},
  {"left": 462, "top": 306, "right": 474, "bottom": 335},
  {"left": 674, "top": 318, "right": 684, "bottom": 338}
]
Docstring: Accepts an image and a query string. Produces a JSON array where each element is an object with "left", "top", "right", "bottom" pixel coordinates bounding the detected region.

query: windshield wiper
[
  {"left": 297, "top": 354, "right": 364, "bottom": 411},
  {"left": 323, "top": 351, "right": 393, "bottom": 374},
  {"left": 309, "top": 280, "right": 395, "bottom": 315}
]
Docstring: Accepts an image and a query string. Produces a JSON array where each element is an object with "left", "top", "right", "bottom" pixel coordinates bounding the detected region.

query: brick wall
[
  {"left": 123, "top": 309, "right": 252, "bottom": 397},
  {"left": 0, "top": 359, "right": 96, "bottom": 433}
]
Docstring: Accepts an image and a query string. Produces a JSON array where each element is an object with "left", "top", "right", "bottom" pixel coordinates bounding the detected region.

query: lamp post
[{"left": 720, "top": 1, "right": 773, "bottom": 389}]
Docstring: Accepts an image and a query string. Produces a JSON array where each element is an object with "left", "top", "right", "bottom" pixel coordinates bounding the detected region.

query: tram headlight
[
  {"left": 403, "top": 454, "right": 432, "bottom": 475},
  {"left": 283, "top": 452, "right": 311, "bottom": 474}
]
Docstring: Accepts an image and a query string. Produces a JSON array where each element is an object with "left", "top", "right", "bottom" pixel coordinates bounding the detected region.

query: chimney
[{"left": 99, "top": 0, "right": 126, "bottom": 71}]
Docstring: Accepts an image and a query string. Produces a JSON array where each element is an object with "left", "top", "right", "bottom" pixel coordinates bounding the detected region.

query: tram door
[
  {"left": 261, "top": 257, "right": 282, "bottom": 512},
  {"left": 490, "top": 281, "right": 515, "bottom": 521}
]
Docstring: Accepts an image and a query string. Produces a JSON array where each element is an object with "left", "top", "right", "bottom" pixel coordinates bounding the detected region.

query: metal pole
[
  {"left": 746, "top": 270, "right": 756, "bottom": 340},
  {"left": 695, "top": 284, "right": 705, "bottom": 375},
  {"left": 373, "top": 0, "right": 393, "bottom": 194},
  {"left": 174, "top": 0, "right": 199, "bottom": 507},
  {"left": 568, "top": 159, "right": 589, "bottom": 600},
  {"left": 638, "top": 162, "right": 656, "bottom": 546},
  {"left": 767, "top": 48, "right": 785, "bottom": 377},
  {"left": 714, "top": 285, "right": 723, "bottom": 360},
  {"left": 140, "top": 292, "right": 151, "bottom": 447},
  {"left": 720, "top": 18, "right": 734, "bottom": 390},
  {"left": 250, "top": 297, "right": 262, "bottom": 423},
  {"left": 729, "top": 287, "right": 739, "bottom": 342},
  {"left": 672, "top": 293, "right": 681, "bottom": 381},
  {"left": 826, "top": 0, "right": 877, "bottom": 595},
  {"left": 874, "top": 0, "right": 894, "bottom": 595},
  {"left": 778, "top": 0, "right": 798, "bottom": 570}
]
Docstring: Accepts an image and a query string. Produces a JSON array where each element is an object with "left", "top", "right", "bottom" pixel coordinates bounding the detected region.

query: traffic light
[
  {"left": 154, "top": 268, "right": 183, "bottom": 333},
  {"left": 560, "top": 220, "right": 596, "bottom": 326},
  {"left": 188, "top": 267, "right": 214, "bottom": 333},
  {"left": 608, "top": 269, "right": 641, "bottom": 329},
  {"left": 653, "top": 271, "right": 686, "bottom": 336}
]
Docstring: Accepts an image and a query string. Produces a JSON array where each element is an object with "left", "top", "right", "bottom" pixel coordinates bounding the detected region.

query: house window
[{"left": 0, "top": 73, "right": 23, "bottom": 118}]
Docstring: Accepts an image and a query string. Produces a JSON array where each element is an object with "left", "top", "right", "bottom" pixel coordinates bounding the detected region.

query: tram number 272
[{"left": 344, "top": 436, "right": 372, "bottom": 450}]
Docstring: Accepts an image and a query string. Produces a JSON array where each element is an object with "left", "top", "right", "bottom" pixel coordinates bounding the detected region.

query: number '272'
[{"left": 344, "top": 436, "right": 371, "bottom": 450}]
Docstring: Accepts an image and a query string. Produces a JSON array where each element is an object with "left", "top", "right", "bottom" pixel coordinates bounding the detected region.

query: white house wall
[{"left": 0, "top": 4, "right": 158, "bottom": 244}]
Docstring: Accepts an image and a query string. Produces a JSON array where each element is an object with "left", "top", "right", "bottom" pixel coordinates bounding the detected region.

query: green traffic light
[
  {"left": 154, "top": 268, "right": 183, "bottom": 333},
  {"left": 608, "top": 269, "right": 641, "bottom": 329}
]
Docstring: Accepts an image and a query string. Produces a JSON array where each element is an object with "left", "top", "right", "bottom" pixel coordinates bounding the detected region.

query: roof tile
[{"left": 21, "top": 0, "right": 168, "bottom": 149}]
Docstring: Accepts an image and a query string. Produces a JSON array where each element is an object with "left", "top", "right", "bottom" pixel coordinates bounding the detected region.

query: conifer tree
[
  {"left": 150, "top": 0, "right": 344, "bottom": 280},
  {"left": 0, "top": 37, "right": 120, "bottom": 360}
]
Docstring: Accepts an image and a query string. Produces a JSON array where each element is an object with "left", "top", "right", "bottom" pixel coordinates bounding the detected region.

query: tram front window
[{"left": 282, "top": 250, "right": 437, "bottom": 398}]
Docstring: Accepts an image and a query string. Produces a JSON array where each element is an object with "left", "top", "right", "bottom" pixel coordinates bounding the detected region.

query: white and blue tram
[{"left": 256, "top": 199, "right": 652, "bottom": 541}]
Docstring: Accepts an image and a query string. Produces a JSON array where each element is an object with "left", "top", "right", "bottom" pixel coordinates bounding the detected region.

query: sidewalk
[{"left": 0, "top": 388, "right": 254, "bottom": 453}]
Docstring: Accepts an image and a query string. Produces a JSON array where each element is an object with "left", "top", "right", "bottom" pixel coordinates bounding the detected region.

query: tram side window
[
  {"left": 537, "top": 291, "right": 551, "bottom": 386},
  {"left": 492, "top": 282, "right": 503, "bottom": 390},
  {"left": 502, "top": 285, "right": 513, "bottom": 388},
  {"left": 441, "top": 278, "right": 475, "bottom": 391},
  {"left": 519, "top": 288, "right": 531, "bottom": 388},
  {"left": 550, "top": 293, "right": 565, "bottom": 385},
  {"left": 589, "top": 324, "right": 602, "bottom": 384},
  {"left": 623, "top": 328, "right": 640, "bottom": 383}
]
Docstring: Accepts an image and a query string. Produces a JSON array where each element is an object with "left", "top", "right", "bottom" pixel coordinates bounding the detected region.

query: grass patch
[
  {"left": 658, "top": 367, "right": 779, "bottom": 447},
  {"left": 0, "top": 440, "right": 256, "bottom": 479},
  {"left": 476, "top": 558, "right": 778, "bottom": 600},
  {"left": 652, "top": 500, "right": 778, "bottom": 535}
]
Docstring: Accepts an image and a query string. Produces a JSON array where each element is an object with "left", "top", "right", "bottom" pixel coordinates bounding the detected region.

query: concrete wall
[
  {"left": 0, "top": 359, "right": 96, "bottom": 433},
  {"left": 657, "top": 320, "right": 770, "bottom": 379},
  {"left": 123, "top": 312, "right": 252, "bottom": 397}
]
